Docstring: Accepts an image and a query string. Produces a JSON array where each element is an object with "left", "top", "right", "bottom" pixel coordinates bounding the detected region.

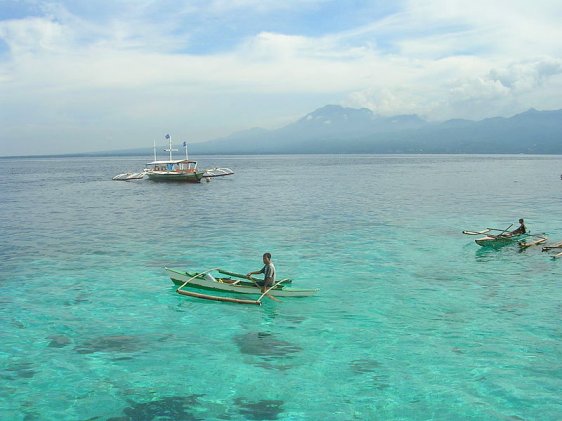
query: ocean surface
[{"left": 1, "top": 154, "right": 561, "bottom": 421}]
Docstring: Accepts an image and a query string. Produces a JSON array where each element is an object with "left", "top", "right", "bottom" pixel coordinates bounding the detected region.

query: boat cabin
[{"left": 146, "top": 159, "right": 198, "bottom": 173}]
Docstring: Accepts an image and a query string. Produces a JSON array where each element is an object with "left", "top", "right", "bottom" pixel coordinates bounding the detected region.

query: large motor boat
[{"left": 144, "top": 134, "right": 205, "bottom": 182}]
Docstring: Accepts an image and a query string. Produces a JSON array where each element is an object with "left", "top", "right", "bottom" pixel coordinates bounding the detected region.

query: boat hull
[
  {"left": 475, "top": 234, "right": 525, "bottom": 247},
  {"left": 146, "top": 171, "right": 204, "bottom": 182},
  {"left": 165, "top": 268, "right": 318, "bottom": 297}
]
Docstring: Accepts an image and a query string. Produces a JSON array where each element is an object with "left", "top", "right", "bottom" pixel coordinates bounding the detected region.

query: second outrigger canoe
[
  {"left": 463, "top": 226, "right": 546, "bottom": 248},
  {"left": 165, "top": 267, "right": 319, "bottom": 304}
]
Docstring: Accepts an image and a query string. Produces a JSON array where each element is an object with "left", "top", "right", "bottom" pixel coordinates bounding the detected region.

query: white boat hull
[{"left": 146, "top": 171, "right": 204, "bottom": 182}]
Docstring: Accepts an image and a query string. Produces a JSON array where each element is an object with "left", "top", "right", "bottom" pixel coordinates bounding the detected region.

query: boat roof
[{"left": 146, "top": 159, "right": 197, "bottom": 165}]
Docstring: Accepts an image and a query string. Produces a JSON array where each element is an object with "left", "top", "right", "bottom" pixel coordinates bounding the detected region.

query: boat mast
[
  {"left": 183, "top": 141, "right": 189, "bottom": 160},
  {"left": 164, "top": 133, "right": 177, "bottom": 161},
  {"left": 153, "top": 139, "right": 157, "bottom": 161}
]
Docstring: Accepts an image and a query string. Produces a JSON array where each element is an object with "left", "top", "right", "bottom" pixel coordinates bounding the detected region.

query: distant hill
[
  {"left": 187, "top": 105, "right": 562, "bottom": 154},
  {"left": 40, "top": 105, "right": 562, "bottom": 157}
]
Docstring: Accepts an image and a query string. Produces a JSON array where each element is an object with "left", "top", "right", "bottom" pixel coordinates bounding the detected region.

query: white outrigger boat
[
  {"left": 144, "top": 135, "right": 205, "bottom": 182},
  {"left": 145, "top": 158, "right": 204, "bottom": 182},
  {"left": 113, "top": 134, "right": 234, "bottom": 182},
  {"left": 165, "top": 267, "right": 319, "bottom": 305}
]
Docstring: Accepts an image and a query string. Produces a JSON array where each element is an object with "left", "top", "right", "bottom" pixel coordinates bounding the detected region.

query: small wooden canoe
[{"left": 165, "top": 267, "right": 319, "bottom": 298}]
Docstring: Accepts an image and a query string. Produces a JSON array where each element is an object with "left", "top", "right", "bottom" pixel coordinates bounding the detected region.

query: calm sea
[{"left": 1, "top": 154, "right": 561, "bottom": 420}]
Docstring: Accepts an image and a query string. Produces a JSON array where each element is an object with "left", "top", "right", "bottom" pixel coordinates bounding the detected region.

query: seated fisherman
[
  {"left": 247, "top": 252, "right": 276, "bottom": 293},
  {"left": 510, "top": 218, "right": 527, "bottom": 235}
]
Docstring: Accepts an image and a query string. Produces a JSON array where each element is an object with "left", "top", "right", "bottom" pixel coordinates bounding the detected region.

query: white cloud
[
  {"left": 489, "top": 59, "right": 562, "bottom": 90},
  {"left": 0, "top": 17, "right": 66, "bottom": 54}
]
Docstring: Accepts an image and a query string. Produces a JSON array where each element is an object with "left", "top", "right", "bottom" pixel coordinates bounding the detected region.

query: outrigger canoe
[
  {"left": 165, "top": 267, "right": 319, "bottom": 305},
  {"left": 464, "top": 226, "right": 552, "bottom": 251},
  {"left": 463, "top": 224, "right": 546, "bottom": 248}
]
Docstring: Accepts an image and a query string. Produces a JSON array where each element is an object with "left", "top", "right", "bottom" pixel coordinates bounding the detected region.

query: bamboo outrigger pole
[
  {"left": 519, "top": 236, "right": 547, "bottom": 249},
  {"left": 257, "top": 278, "right": 291, "bottom": 303},
  {"left": 176, "top": 289, "right": 261, "bottom": 305}
]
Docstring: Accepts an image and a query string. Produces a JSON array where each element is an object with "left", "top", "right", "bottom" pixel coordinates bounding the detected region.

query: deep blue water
[{"left": 1, "top": 154, "right": 561, "bottom": 420}]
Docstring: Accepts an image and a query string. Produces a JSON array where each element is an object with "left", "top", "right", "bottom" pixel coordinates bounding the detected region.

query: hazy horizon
[{"left": 1, "top": 0, "right": 562, "bottom": 156}]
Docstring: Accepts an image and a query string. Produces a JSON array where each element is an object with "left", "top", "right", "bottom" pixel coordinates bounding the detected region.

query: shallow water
[{"left": 1, "top": 154, "right": 561, "bottom": 420}]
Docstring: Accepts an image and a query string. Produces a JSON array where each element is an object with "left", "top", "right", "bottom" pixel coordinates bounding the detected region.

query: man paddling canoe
[
  {"left": 510, "top": 218, "right": 527, "bottom": 236},
  {"left": 489, "top": 218, "right": 527, "bottom": 238},
  {"left": 247, "top": 252, "right": 276, "bottom": 293}
]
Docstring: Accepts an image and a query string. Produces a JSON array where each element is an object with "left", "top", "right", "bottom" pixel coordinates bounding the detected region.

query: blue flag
[
  {"left": 165, "top": 134, "right": 170, "bottom": 139},
  {"left": 183, "top": 141, "right": 187, "bottom": 147}
]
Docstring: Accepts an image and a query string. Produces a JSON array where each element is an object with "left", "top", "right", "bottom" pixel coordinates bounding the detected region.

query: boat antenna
[
  {"left": 183, "top": 141, "right": 189, "bottom": 160},
  {"left": 153, "top": 139, "right": 157, "bottom": 161},
  {"left": 164, "top": 133, "right": 177, "bottom": 161}
]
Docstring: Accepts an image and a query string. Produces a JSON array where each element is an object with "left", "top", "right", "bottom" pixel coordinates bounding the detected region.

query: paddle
[
  {"left": 490, "top": 224, "right": 513, "bottom": 239},
  {"left": 218, "top": 269, "right": 292, "bottom": 284},
  {"left": 215, "top": 269, "right": 260, "bottom": 286},
  {"left": 487, "top": 227, "right": 515, "bottom": 232},
  {"left": 218, "top": 269, "right": 267, "bottom": 286},
  {"left": 218, "top": 269, "right": 256, "bottom": 280},
  {"left": 463, "top": 226, "right": 522, "bottom": 235},
  {"left": 244, "top": 275, "right": 281, "bottom": 301}
]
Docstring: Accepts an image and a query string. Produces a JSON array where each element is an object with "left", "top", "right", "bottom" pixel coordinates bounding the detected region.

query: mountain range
[{"left": 186, "top": 105, "right": 562, "bottom": 155}]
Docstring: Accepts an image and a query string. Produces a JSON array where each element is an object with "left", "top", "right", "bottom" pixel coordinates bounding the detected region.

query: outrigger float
[
  {"left": 166, "top": 267, "right": 319, "bottom": 305},
  {"left": 462, "top": 225, "right": 547, "bottom": 248},
  {"left": 112, "top": 172, "right": 146, "bottom": 181},
  {"left": 542, "top": 241, "right": 562, "bottom": 259}
]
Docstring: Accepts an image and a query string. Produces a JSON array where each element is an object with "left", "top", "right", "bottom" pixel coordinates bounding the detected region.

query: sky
[{"left": 1, "top": 0, "right": 561, "bottom": 156}]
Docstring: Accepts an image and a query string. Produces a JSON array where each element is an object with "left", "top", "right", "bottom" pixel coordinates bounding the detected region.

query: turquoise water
[{"left": 1, "top": 154, "right": 561, "bottom": 420}]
